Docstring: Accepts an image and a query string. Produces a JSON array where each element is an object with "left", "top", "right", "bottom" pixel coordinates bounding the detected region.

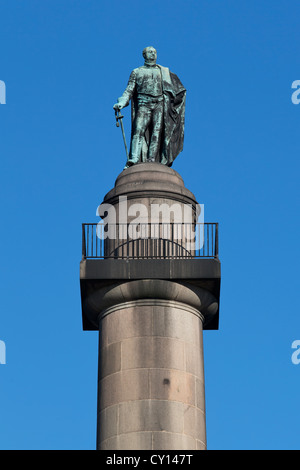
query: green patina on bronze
[{"left": 113, "top": 47, "right": 186, "bottom": 169}]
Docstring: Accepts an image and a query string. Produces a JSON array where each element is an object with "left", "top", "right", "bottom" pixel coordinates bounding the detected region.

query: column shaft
[{"left": 97, "top": 298, "right": 206, "bottom": 450}]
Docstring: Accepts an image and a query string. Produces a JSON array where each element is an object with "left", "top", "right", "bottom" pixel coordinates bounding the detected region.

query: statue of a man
[{"left": 113, "top": 47, "right": 186, "bottom": 169}]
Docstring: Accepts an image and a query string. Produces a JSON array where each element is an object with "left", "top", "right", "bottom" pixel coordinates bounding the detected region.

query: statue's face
[{"left": 143, "top": 47, "right": 157, "bottom": 63}]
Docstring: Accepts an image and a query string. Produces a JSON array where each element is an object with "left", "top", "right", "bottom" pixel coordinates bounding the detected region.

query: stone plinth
[{"left": 99, "top": 162, "right": 200, "bottom": 259}]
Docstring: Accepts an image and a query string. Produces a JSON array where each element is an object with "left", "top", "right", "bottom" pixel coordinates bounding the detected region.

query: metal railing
[{"left": 82, "top": 223, "right": 219, "bottom": 259}]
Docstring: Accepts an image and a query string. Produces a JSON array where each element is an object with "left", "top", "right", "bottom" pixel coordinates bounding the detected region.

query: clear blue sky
[{"left": 0, "top": 0, "right": 300, "bottom": 450}]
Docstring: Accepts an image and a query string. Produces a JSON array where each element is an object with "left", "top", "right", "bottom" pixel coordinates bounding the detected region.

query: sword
[{"left": 114, "top": 108, "right": 129, "bottom": 160}]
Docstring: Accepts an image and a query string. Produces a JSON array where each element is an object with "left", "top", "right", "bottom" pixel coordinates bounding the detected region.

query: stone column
[
  {"left": 81, "top": 163, "right": 220, "bottom": 450},
  {"left": 96, "top": 279, "right": 216, "bottom": 450}
]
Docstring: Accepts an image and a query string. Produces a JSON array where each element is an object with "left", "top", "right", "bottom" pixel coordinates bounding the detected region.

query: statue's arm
[{"left": 113, "top": 70, "right": 136, "bottom": 110}]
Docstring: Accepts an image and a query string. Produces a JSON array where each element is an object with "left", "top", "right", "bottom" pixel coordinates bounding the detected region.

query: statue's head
[{"left": 143, "top": 46, "right": 157, "bottom": 65}]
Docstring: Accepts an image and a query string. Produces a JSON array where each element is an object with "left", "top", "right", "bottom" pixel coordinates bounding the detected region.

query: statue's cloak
[{"left": 130, "top": 65, "right": 186, "bottom": 166}]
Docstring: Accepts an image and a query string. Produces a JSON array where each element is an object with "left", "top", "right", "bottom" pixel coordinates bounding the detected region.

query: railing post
[
  {"left": 215, "top": 223, "right": 219, "bottom": 259},
  {"left": 82, "top": 224, "right": 86, "bottom": 259}
]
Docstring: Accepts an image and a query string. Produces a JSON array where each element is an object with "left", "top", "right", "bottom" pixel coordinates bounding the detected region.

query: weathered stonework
[{"left": 80, "top": 163, "right": 220, "bottom": 450}]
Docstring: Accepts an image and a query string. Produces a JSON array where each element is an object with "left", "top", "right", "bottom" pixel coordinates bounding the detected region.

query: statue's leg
[
  {"left": 128, "top": 105, "right": 152, "bottom": 165},
  {"left": 148, "top": 101, "right": 164, "bottom": 162}
]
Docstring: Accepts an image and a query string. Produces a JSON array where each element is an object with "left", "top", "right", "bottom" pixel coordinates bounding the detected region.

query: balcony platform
[{"left": 80, "top": 257, "right": 221, "bottom": 331}]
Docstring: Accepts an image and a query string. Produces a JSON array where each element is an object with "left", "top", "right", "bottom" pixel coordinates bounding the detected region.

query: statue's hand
[{"left": 113, "top": 103, "right": 122, "bottom": 110}]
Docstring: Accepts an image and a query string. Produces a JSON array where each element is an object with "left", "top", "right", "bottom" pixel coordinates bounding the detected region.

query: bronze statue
[{"left": 113, "top": 47, "right": 186, "bottom": 169}]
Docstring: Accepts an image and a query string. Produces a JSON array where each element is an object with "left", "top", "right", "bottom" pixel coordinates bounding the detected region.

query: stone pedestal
[{"left": 99, "top": 162, "right": 200, "bottom": 259}]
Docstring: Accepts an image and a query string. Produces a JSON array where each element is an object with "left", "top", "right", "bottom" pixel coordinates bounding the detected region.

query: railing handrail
[
  {"left": 82, "top": 222, "right": 219, "bottom": 225},
  {"left": 82, "top": 222, "right": 219, "bottom": 260}
]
